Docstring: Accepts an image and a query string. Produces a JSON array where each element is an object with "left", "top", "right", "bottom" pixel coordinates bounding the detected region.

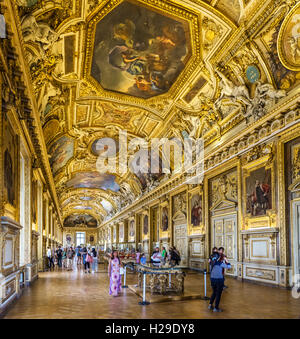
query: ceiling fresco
[
  {"left": 91, "top": 1, "right": 191, "bottom": 98},
  {"left": 48, "top": 136, "right": 74, "bottom": 175},
  {"left": 66, "top": 172, "right": 120, "bottom": 191},
  {"left": 63, "top": 214, "right": 98, "bottom": 228},
  {"left": 16, "top": 0, "right": 300, "bottom": 228},
  {"left": 73, "top": 206, "right": 93, "bottom": 210}
]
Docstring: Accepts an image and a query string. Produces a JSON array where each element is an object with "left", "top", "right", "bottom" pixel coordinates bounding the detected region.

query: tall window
[{"left": 76, "top": 232, "right": 85, "bottom": 246}]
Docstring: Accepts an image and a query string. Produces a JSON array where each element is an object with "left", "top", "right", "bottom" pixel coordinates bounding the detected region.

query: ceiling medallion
[
  {"left": 277, "top": 2, "right": 300, "bottom": 71},
  {"left": 246, "top": 64, "right": 260, "bottom": 83}
]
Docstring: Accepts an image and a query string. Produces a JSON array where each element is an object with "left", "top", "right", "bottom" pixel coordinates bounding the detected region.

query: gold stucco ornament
[{"left": 277, "top": 2, "right": 300, "bottom": 71}]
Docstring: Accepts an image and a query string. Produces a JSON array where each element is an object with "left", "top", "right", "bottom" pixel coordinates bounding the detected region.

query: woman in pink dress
[
  {"left": 108, "top": 250, "right": 122, "bottom": 297},
  {"left": 136, "top": 249, "right": 141, "bottom": 264}
]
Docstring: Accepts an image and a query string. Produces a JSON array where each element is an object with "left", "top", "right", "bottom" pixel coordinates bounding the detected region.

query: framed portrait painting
[
  {"left": 190, "top": 193, "right": 203, "bottom": 227},
  {"left": 246, "top": 167, "right": 272, "bottom": 217},
  {"left": 143, "top": 215, "right": 148, "bottom": 235},
  {"left": 129, "top": 220, "right": 135, "bottom": 238},
  {"left": 242, "top": 151, "right": 275, "bottom": 229},
  {"left": 161, "top": 206, "right": 169, "bottom": 232}
]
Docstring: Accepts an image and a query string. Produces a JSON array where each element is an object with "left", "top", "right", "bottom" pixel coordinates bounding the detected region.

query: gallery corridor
[
  {"left": 1, "top": 0, "right": 300, "bottom": 321},
  {"left": 3, "top": 269, "right": 300, "bottom": 319}
]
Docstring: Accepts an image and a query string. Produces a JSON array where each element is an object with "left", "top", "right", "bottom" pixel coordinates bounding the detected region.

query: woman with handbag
[{"left": 108, "top": 250, "right": 122, "bottom": 297}]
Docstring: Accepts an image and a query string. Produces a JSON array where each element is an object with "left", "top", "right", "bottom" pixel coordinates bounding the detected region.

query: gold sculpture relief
[
  {"left": 277, "top": 3, "right": 300, "bottom": 71},
  {"left": 172, "top": 192, "right": 187, "bottom": 216},
  {"left": 210, "top": 168, "right": 238, "bottom": 210},
  {"left": 245, "top": 267, "right": 276, "bottom": 281}
]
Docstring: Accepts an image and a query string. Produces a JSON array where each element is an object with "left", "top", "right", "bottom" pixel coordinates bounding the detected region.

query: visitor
[
  {"left": 170, "top": 247, "right": 181, "bottom": 265},
  {"left": 169, "top": 247, "right": 173, "bottom": 264},
  {"left": 54, "top": 247, "right": 58, "bottom": 267},
  {"left": 91, "top": 247, "right": 98, "bottom": 273},
  {"left": 87, "top": 247, "right": 93, "bottom": 271},
  {"left": 79, "top": 246, "right": 83, "bottom": 265},
  {"left": 136, "top": 249, "right": 141, "bottom": 264},
  {"left": 108, "top": 250, "right": 122, "bottom": 297},
  {"left": 47, "top": 246, "right": 54, "bottom": 271},
  {"left": 218, "top": 247, "right": 228, "bottom": 289},
  {"left": 62, "top": 248, "right": 67, "bottom": 269},
  {"left": 67, "top": 247, "right": 75, "bottom": 271},
  {"left": 161, "top": 247, "right": 167, "bottom": 264},
  {"left": 208, "top": 248, "right": 231, "bottom": 312},
  {"left": 56, "top": 246, "right": 63, "bottom": 268},
  {"left": 209, "top": 247, "right": 219, "bottom": 272},
  {"left": 75, "top": 246, "right": 81, "bottom": 265},
  {"left": 140, "top": 253, "right": 146, "bottom": 265},
  {"left": 82, "top": 247, "right": 91, "bottom": 273},
  {"left": 151, "top": 247, "right": 163, "bottom": 266}
]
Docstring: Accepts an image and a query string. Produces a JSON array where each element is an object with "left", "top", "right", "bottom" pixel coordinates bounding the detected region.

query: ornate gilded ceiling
[{"left": 15, "top": 0, "right": 300, "bottom": 228}]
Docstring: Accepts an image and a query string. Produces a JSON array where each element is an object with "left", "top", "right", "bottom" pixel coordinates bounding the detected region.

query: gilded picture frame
[
  {"left": 128, "top": 218, "right": 135, "bottom": 242},
  {"left": 242, "top": 153, "right": 276, "bottom": 229},
  {"left": 188, "top": 186, "right": 204, "bottom": 235},
  {"left": 159, "top": 200, "right": 169, "bottom": 239}
]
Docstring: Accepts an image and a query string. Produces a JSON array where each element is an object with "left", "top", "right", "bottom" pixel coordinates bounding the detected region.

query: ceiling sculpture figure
[{"left": 15, "top": 0, "right": 300, "bottom": 227}]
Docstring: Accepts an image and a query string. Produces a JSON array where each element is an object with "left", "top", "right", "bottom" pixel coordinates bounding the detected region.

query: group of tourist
[
  {"left": 46, "top": 245, "right": 98, "bottom": 273},
  {"left": 149, "top": 246, "right": 181, "bottom": 266},
  {"left": 48, "top": 243, "right": 230, "bottom": 312},
  {"left": 107, "top": 245, "right": 231, "bottom": 313},
  {"left": 106, "top": 246, "right": 182, "bottom": 297}
]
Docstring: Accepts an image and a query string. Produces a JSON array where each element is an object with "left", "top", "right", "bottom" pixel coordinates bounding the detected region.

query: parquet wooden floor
[{"left": 3, "top": 265, "right": 300, "bottom": 319}]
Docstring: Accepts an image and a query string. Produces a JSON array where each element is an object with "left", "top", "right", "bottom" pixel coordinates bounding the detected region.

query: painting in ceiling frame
[
  {"left": 90, "top": 1, "right": 191, "bottom": 98},
  {"left": 84, "top": 0, "right": 200, "bottom": 103},
  {"left": 66, "top": 171, "right": 120, "bottom": 192}
]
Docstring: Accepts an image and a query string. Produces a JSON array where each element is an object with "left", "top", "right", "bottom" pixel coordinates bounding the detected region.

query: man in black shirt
[{"left": 56, "top": 246, "right": 63, "bottom": 268}]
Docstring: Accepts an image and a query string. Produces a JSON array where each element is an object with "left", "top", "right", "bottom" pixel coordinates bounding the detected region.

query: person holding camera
[
  {"left": 218, "top": 247, "right": 229, "bottom": 289},
  {"left": 208, "top": 247, "right": 219, "bottom": 272},
  {"left": 208, "top": 246, "right": 231, "bottom": 312}
]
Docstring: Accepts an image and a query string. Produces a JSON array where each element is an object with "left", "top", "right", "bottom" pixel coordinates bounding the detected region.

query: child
[{"left": 140, "top": 253, "right": 146, "bottom": 265}]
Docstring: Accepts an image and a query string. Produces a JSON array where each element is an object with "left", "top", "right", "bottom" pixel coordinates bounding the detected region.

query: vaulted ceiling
[{"left": 16, "top": 0, "right": 300, "bottom": 227}]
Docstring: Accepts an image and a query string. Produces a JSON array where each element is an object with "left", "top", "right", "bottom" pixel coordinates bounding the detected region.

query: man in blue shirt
[{"left": 208, "top": 247, "right": 231, "bottom": 312}]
